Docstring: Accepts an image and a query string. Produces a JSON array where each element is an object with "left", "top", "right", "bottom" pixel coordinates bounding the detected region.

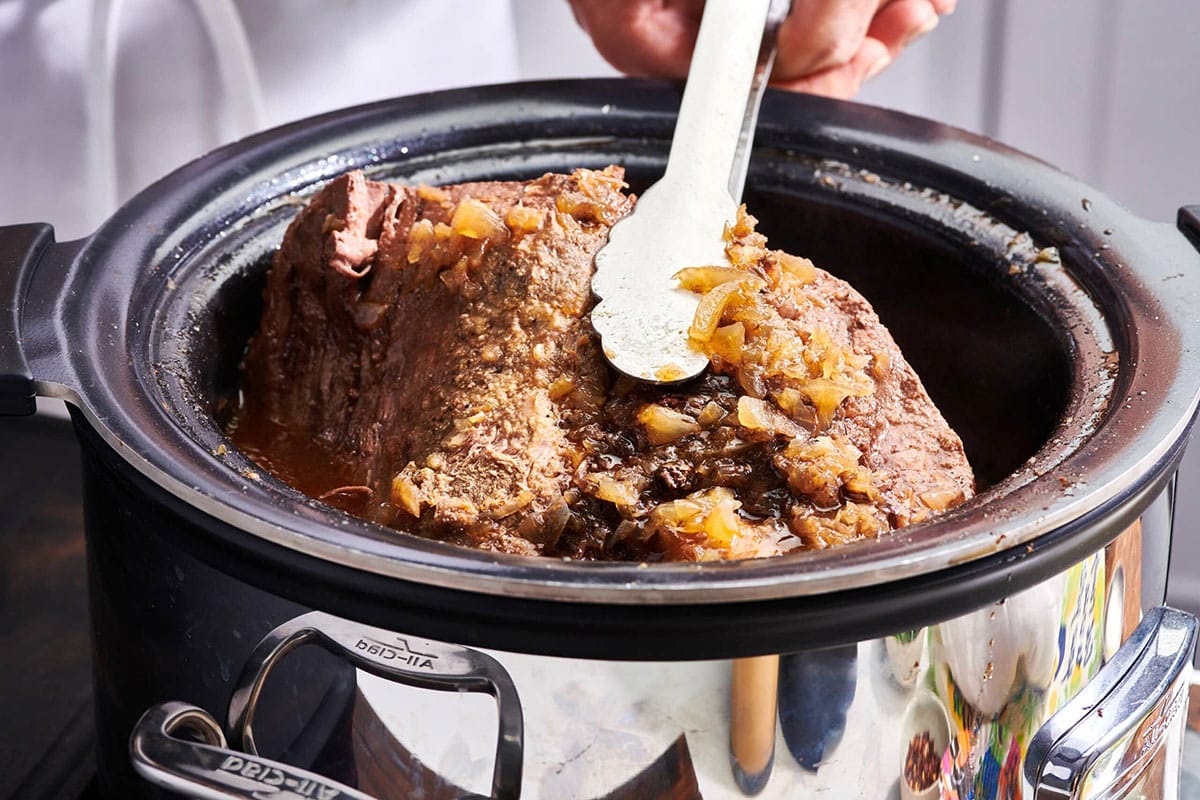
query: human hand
[{"left": 567, "top": 0, "right": 956, "bottom": 99}]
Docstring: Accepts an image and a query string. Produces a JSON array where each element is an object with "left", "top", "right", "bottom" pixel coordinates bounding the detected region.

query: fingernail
[
  {"left": 906, "top": 14, "right": 940, "bottom": 46},
  {"left": 864, "top": 54, "right": 891, "bottom": 83}
]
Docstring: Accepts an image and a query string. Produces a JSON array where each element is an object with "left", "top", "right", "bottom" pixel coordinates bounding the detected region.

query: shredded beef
[{"left": 233, "top": 167, "right": 973, "bottom": 561}]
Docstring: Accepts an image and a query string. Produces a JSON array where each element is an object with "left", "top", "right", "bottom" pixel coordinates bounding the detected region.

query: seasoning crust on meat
[{"left": 234, "top": 167, "right": 974, "bottom": 561}]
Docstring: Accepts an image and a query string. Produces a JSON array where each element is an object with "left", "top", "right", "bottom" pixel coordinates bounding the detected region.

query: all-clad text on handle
[
  {"left": 131, "top": 702, "right": 379, "bottom": 800},
  {"left": 227, "top": 611, "right": 524, "bottom": 800}
]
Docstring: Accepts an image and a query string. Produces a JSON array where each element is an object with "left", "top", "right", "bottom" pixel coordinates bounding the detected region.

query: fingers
[
  {"left": 867, "top": 0, "right": 941, "bottom": 58},
  {"left": 773, "top": 35, "right": 893, "bottom": 99},
  {"left": 773, "top": 0, "right": 945, "bottom": 98},
  {"left": 774, "top": 0, "right": 884, "bottom": 80},
  {"left": 567, "top": 0, "right": 703, "bottom": 78},
  {"left": 569, "top": 0, "right": 952, "bottom": 100}
]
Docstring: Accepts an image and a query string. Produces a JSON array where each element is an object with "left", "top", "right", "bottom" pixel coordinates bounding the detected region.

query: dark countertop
[{"left": 0, "top": 415, "right": 96, "bottom": 799}]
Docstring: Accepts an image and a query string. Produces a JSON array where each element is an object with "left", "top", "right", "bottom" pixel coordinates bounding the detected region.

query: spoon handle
[
  {"left": 590, "top": 0, "right": 792, "bottom": 383},
  {"left": 664, "top": 0, "right": 792, "bottom": 203}
]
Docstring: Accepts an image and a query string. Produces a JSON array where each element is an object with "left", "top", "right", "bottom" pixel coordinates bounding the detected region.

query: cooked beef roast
[{"left": 233, "top": 167, "right": 973, "bottom": 561}]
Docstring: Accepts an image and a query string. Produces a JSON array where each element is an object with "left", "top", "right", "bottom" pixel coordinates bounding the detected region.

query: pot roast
[{"left": 232, "top": 167, "right": 973, "bottom": 562}]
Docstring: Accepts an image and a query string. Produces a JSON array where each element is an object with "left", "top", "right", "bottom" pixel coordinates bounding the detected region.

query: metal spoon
[{"left": 591, "top": 0, "right": 792, "bottom": 383}]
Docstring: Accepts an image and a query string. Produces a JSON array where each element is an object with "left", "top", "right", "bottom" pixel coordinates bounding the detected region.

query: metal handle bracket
[
  {"left": 131, "top": 702, "right": 377, "bottom": 800},
  {"left": 132, "top": 612, "right": 525, "bottom": 800},
  {"left": 227, "top": 612, "right": 523, "bottom": 800}
]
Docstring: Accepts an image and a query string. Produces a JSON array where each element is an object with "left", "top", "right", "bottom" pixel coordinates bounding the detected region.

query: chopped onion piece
[
  {"left": 919, "top": 487, "right": 965, "bottom": 511},
  {"left": 594, "top": 475, "right": 640, "bottom": 507},
  {"left": 704, "top": 497, "right": 741, "bottom": 547},
  {"left": 647, "top": 487, "right": 743, "bottom": 550},
  {"left": 689, "top": 277, "right": 764, "bottom": 343},
  {"left": 674, "top": 266, "right": 746, "bottom": 293},
  {"left": 548, "top": 378, "right": 576, "bottom": 399},
  {"left": 708, "top": 322, "right": 745, "bottom": 365},
  {"left": 407, "top": 219, "right": 434, "bottom": 263},
  {"left": 842, "top": 468, "right": 880, "bottom": 503},
  {"left": 417, "top": 184, "right": 450, "bottom": 204},
  {"left": 491, "top": 490, "right": 534, "bottom": 519},
  {"left": 543, "top": 496, "right": 571, "bottom": 542},
  {"left": 504, "top": 204, "right": 544, "bottom": 234},
  {"left": 737, "top": 396, "right": 805, "bottom": 438},
  {"left": 775, "top": 251, "right": 816, "bottom": 283},
  {"left": 391, "top": 473, "right": 422, "bottom": 517},
  {"left": 637, "top": 404, "right": 700, "bottom": 445},
  {"left": 451, "top": 198, "right": 508, "bottom": 240},
  {"left": 697, "top": 401, "right": 727, "bottom": 428},
  {"left": 775, "top": 388, "right": 817, "bottom": 429},
  {"left": 797, "top": 378, "right": 868, "bottom": 430},
  {"left": 871, "top": 351, "right": 891, "bottom": 379},
  {"left": 650, "top": 498, "right": 705, "bottom": 527}
]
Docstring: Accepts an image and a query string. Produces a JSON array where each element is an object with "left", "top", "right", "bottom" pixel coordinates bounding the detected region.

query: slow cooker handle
[
  {"left": 228, "top": 611, "right": 523, "bottom": 800},
  {"left": 0, "top": 224, "right": 52, "bottom": 415},
  {"left": 131, "top": 702, "right": 378, "bottom": 800},
  {"left": 1023, "top": 606, "right": 1197, "bottom": 799},
  {"left": 0, "top": 223, "right": 79, "bottom": 416},
  {"left": 1179, "top": 206, "right": 1200, "bottom": 251},
  {"left": 0, "top": 221, "right": 81, "bottom": 417}
]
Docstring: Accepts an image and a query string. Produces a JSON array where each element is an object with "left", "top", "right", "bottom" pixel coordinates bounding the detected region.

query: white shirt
[{"left": 0, "top": 0, "right": 614, "bottom": 239}]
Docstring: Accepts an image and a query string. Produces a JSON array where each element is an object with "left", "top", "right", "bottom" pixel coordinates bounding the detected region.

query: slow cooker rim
[
  {"left": 32, "top": 78, "right": 1200, "bottom": 605},
  {"left": 69, "top": 400, "right": 1187, "bottom": 658}
]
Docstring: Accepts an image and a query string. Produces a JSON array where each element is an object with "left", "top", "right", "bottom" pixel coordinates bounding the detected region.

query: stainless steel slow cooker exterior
[
  {"left": 2, "top": 79, "right": 1199, "bottom": 798},
  {"left": 128, "top": 548, "right": 1197, "bottom": 799}
]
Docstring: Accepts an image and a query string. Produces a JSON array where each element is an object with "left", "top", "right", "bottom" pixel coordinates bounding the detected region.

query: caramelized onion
[
  {"left": 775, "top": 388, "right": 818, "bottom": 429},
  {"left": 417, "top": 184, "right": 450, "bottom": 204},
  {"left": 790, "top": 502, "right": 885, "bottom": 549},
  {"left": 919, "top": 487, "right": 965, "bottom": 511},
  {"left": 638, "top": 404, "right": 700, "bottom": 445},
  {"left": 548, "top": 378, "right": 576, "bottom": 400},
  {"left": 451, "top": 198, "right": 507, "bottom": 240},
  {"left": 708, "top": 322, "right": 746, "bottom": 366},
  {"left": 646, "top": 487, "right": 743, "bottom": 550},
  {"left": 774, "top": 251, "right": 816, "bottom": 283},
  {"left": 504, "top": 205, "right": 544, "bottom": 234},
  {"left": 689, "top": 277, "right": 765, "bottom": 343},
  {"left": 736, "top": 396, "right": 805, "bottom": 439},
  {"left": 391, "top": 472, "right": 422, "bottom": 517},
  {"left": 697, "top": 400, "right": 727, "bottom": 428},
  {"left": 675, "top": 266, "right": 747, "bottom": 292},
  {"left": 797, "top": 378, "right": 858, "bottom": 431},
  {"left": 593, "top": 475, "right": 641, "bottom": 508},
  {"left": 407, "top": 219, "right": 434, "bottom": 263},
  {"left": 490, "top": 490, "right": 534, "bottom": 519}
]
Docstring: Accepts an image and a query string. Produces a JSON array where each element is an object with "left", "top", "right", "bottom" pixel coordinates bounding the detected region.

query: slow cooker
[{"left": 2, "top": 79, "right": 1199, "bottom": 799}]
